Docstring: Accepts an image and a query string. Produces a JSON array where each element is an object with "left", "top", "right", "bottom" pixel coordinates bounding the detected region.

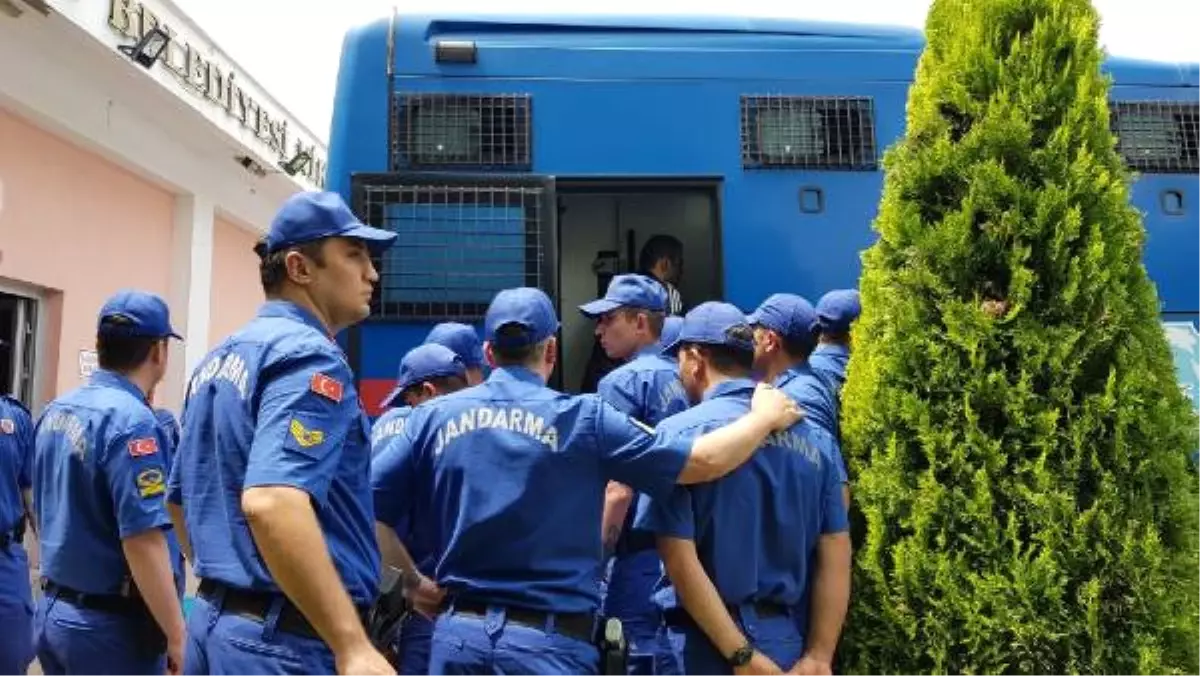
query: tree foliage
[{"left": 839, "top": 0, "right": 1199, "bottom": 672}]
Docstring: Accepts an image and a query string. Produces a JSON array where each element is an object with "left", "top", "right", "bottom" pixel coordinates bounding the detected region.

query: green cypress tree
[{"left": 839, "top": 0, "right": 1199, "bottom": 672}]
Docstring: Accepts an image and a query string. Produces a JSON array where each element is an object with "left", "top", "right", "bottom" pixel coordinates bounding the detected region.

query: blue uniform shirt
[
  {"left": 0, "top": 395, "right": 33, "bottom": 536},
  {"left": 774, "top": 365, "right": 847, "bottom": 482},
  {"left": 370, "top": 405, "right": 438, "bottom": 577},
  {"left": 809, "top": 344, "right": 850, "bottom": 398},
  {"left": 168, "top": 300, "right": 380, "bottom": 605},
  {"left": 596, "top": 345, "right": 688, "bottom": 428},
  {"left": 34, "top": 370, "right": 173, "bottom": 594},
  {"left": 371, "top": 366, "right": 691, "bottom": 613},
  {"left": 774, "top": 364, "right": 838, "bottom": 438},
  {"left": 636, "top": 379, "right": 848, "bottom": 608}
]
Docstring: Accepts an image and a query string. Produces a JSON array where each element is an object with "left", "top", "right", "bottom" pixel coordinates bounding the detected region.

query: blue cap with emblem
[
  {"left": 748, "top": 293, "right": 820, "bottom": 346},
  {"left": 425, "top": 322, "right": 485, "bottom": 369},
  {"left": 380, "top": 343, "right": 467, "bottom": 409},
  {"left": 97, "top": 290, "right": 182, "bottom": 340},
  {"left": 816, "top": 289, "right": 862, "bottom": 333},
  {"left": 579, "top": 274, "right": 668, "bottom": 318},
  {"left": 264, "top": 191, "right": 397, "bottom": 255},
  {"left": 662, "top": 301, "right": 754, "bottom": 355},
  {"left": 485, "top": 287, "right": 560, "bottom": 349},
  {"left": 660, "top": 316, "right": 684, "bottom": 350}
]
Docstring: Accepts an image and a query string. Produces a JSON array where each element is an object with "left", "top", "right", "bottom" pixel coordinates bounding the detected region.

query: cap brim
[
  {"left": 168, "top": 331, "right": 184, "bottom": 341},
  {"left": 379, "top": 386, "right": 404, "bottom": 410},
  {"left": 579, "top": 299, "right": 621, "bottom": 318},
  {"left": 343, "top": 223, "right": 398, "bottom": 253},
  {"left": 660, "top": 338, "right": 683, "bottom": 356}
]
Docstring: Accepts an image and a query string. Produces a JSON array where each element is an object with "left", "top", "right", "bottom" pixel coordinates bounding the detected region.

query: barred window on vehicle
[
  {"left": 741, "top": 95, "right": 878, "bottom": 170},
  {"left": 1111, "top": 101, "right": 1199, "bottom": 174},
  {"left": 392, "top": 93, "right": 532, "bottom": 170}
]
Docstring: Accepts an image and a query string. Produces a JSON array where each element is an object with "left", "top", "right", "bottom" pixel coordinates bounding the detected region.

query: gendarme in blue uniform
[
  {"left": 0, "top": 394, "right": 34, "bottom": 675},
  {"left": 170, "top": 190, "right": 397, "bottom": 675},
  {"left": 748, "top": 294, "right": 847, "bottom": 483},
  {"left": 371, "top": 342, "right": 466, "bottom": 675},
  {"left": 810, "top": 289, "right": 861, "bottom": 398},
  {"left": 33, "top": 290, "right": 182, "bottom": 675},
  {"left": 372, "top": 287, "right": 692, "bottom": 675},
  {"left": 637, "top": 303, "right": 849, "bottom": 674},
  {"left": 581, "top": 274, "right": 689, "bottom": 675}
]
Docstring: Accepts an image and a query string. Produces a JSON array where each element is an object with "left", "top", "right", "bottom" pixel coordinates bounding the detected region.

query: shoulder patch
[
  {"left": 128, "top": 437, "right": 159, "bottom": 457},
  {"left": 136, "top": 467, "right": 166, "bottom": 498},
  {"left": 310, "top": 373, "right": 344, "bottom": 403},
  {"left": 0, "top": 419, "right": 13, "bottom": 435},
  {"left": 289, "top": 418, "right": 326, "bottom": 448}
]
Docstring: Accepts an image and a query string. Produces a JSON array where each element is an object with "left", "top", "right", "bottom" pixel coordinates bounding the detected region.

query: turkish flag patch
[
  {"left": 310, "top": 373, "right": 343, "bottom": 403},
  {"left": 128, "top": 437, "right": 159, "bottom": 457}
]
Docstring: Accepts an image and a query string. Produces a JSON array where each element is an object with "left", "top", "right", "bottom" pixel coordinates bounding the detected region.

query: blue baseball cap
[
  {"left": 97, "top": 290, "right": 182, "bottom": 340},
  {"left": 660, "top": 316, "right": 684, "bottom": 350},
  {"left": 816, "top": 289, "right": 862, "bottom": 333},
  {"left": 380, "top": 343, "right": 466, "bottom": 409},
  {"left": 579, "top": 274, "right": 667, "bottom": 318},
  {"left": 748, "top": 294, "right": 820, "bottom": 345},
  {"left": 265, "top": 191, "right": 397, "bottom": 255},
  {"left": 662, "top": 301, "right": 754, "bottom": 355},
  {"left": 425, "top": 323, "right": 485, "bottom": 368},
  {"left": 485, "top": 287, "right": 560, "bottom": 349}
]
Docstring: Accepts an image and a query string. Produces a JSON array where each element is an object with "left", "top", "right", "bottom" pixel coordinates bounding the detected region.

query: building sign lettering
[{"left": 107, "top": 0, "right": 327, "bottom": 187}]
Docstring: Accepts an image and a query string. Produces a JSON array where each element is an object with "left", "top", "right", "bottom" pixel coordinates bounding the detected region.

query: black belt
[
  {"left": 665, "top": 599, "right": 791, "bottom": 628},
  {"left": 198, "top": 578, "right": 371, "bottom": 642},
  {"left": 448, "top": 598, "right": 594, "bottom": 643},
  {"left": 615, "top": 530, "right": 657, "bottom": 557},
  {"left": 42, "top": 580, "right": 148, "bottom": 617}
]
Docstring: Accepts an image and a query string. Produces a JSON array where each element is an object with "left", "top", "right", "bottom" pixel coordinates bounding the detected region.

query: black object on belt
[
  {"left": 0, "top": 521, "right": 27, "bottom": 548},
  {"left": 615, "top": 530, "right": 657, "bottom": 557},
  {"left": 198, "top": 578, "right": 370, "bottom": 641},
  {"left": 664, "top": 599, "right": 791, "bottom": 628},
  {"left": 42, "top": 580, "right": 149, "bottom": 617},
  {"left": 448, "top": 598, "right": 595, "bottom": 643}
]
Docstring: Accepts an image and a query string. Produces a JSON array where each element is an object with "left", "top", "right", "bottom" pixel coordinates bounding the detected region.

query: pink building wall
[
  {"left": 208, "top": 216, "right": 264, "bottom": 347},
  {"left": 0, "top": 109, "right": 175, "bottom": 407}
]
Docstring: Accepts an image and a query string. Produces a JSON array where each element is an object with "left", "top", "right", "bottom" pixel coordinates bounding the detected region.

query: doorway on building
[{"left": 0, "top": 291, "right": 38, "bottom": 404}]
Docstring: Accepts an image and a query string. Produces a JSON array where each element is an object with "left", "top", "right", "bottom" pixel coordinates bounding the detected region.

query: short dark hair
[
  {"left": 821, "top": 330, "right": 851, "bottom": 345},
  {"left": 255, "top": 238, "right": 327, "bottom": 296},
  {"left": 96, "top": 327, "right": 161, "bottom": 373},
  {"left": 779, "top": 333, "right": 816, "bottom": 362},
  {"left": 688, "top": 343, "right": 754, "bottom": 376},
  {"left": 615, "top": 308, "right": 665, "bottom": 339},
  {"left": 402, "top": 374, "right": 468, "bottom": 402},
  {"left": 638, "top": 235, "right": 683, "bottom": 275},
  {"left": 491, "top": 325, "right": 549, "bottom": 367}
]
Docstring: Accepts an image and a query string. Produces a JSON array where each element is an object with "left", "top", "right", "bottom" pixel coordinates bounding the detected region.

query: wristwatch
[{"left": 728, "top": 643, "right": 754, "bottom": 668}]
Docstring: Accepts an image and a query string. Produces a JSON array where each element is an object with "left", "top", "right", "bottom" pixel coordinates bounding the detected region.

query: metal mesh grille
[
  {"left": 1111, "top": 101, "right": 1199, "bottom": 174},
  {"left": 392, "top": 94, "right": 532, "bottom": 170},
  {"left": 741, "top": 96, "right": 877, "bottom": 170},
  {"left": 356, "top": 179, "right": 548, "bottom": 321}
]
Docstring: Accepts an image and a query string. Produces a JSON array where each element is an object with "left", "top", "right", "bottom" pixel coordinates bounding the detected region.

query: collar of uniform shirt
[
  {"left": 488, "top": 365, "right": 544, "bottom": 385},
  {"left": 813, "top": 343, "right": 850, "bottom": 357},
  {"left": 257, "top": 300, "right": 337, "bottom": 342},
  {"left": 702, "top": 378, "right": 755, "bottom": 402},
  {"left": 91, "top": 368, "right": 150, "bottom": 403}
]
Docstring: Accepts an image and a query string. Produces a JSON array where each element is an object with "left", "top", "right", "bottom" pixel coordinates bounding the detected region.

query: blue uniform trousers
[
  {"left": 676, "top": 605, "right": 804, "bottom": 675},
  {"left": 0, "top": 543, "right": 33, "bottom": 675},
  {"left": 35, "top": 594, "right": 166, "bottom": 675},
  {"left": 396, "top": 611, "right": 433, "bottom": 675},
  {"left": 604, "top": 550, "right": 679, "bottom": 675},
  {"left": 183, "top": 591, "right": 337, "bottom": 675},
  {"left": 429, "top": 606, "right": 599, "bottom": 675}
]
